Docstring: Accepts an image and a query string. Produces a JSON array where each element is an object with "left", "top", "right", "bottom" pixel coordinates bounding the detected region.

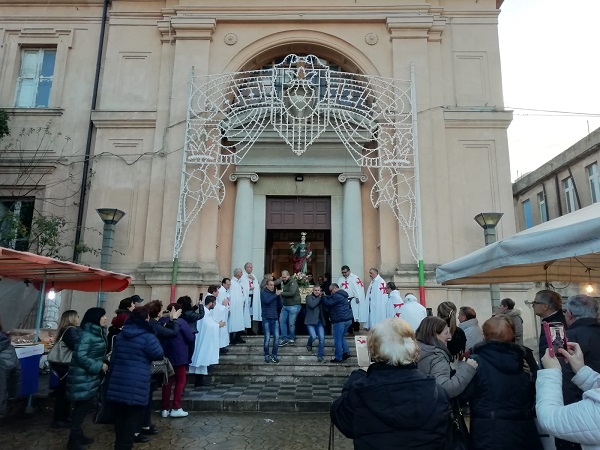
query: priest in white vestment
[
  {"left": 398, "top": 293, "right": 427, "bottom": 332},
  {"left": 212, "top": 283, "right": 230, "bottom": 349},
  {"left": 189, "top": 296, "right": 226, "bottom": 385},
  {"left": 240, "top": 262, "right": 258, "bottom": 330},
  {"left": 366, "top": 268, "right": 387, "bottom": 329},
  {"left": 229, "top": 268, "right": 246, "bottom": 343},
  {"left": 386, "top": 281, "right": 405, "bottom": 321},
  {"left": 337, "top": 265, "right": 367, "bottom": 327}
]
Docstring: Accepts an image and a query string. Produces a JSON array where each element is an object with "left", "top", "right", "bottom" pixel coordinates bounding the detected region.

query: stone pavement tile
[{"left": 0, "top": 411, "right": 353, "bottom": 450}]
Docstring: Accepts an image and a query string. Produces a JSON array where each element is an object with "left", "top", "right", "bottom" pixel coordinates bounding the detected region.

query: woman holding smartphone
[{"left": 537, "top": 342, "right": 600, "bottom": 449}]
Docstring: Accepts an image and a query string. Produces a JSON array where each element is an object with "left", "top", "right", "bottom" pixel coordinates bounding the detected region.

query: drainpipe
[{"left": 72, "top": 0, "right": 111, "bottom": 261}]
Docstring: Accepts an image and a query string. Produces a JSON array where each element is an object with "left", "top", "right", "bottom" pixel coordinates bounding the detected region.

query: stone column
[
  {"left": 230, "top": 172, "right": 259, "bottom": 272},
  {"left": 338, "top": 172, "right": 367, "bottom": 278}
]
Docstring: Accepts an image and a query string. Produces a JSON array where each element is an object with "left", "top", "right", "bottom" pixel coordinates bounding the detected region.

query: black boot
[
  {"left": 67, "top": 430, "right": 86, "bottom": 450},
  {"left": 194, "top": 374, "right": 205, "bottom": 388}
]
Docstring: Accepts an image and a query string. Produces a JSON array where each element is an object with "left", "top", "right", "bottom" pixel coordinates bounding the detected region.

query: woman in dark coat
[
  {"left": 159, "top": 303, "right": 195, "bottom": 418},
  {"left": 50, "top": 310, "right": 82, "bottom": 428},
  {"left": 66, "top": 307, "right": 108, "bottom": 450},
  {"left": 106, "top": 307, "right": 163, "bottom": 450},
  {"left": 461, "top": 315, "right": 543, "bottom": 450},
  {"left": 331, "top": 317, "right": 450, "bottom": 450}
]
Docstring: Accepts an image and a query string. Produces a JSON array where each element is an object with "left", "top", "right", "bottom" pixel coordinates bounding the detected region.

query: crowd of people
[
  {"left": 331, "top": 291, "right": 600, "bottom": 450},
  {"left": 1, "top": 262, "right": 599, "bottom": 450},
  {"left": 16, "top": 289, "right": 225, "bottom": 450}
]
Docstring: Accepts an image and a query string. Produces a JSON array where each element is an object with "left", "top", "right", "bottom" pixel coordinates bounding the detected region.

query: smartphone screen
[{"left": 543, "top": 321, "right": 568, "bottom": 358}]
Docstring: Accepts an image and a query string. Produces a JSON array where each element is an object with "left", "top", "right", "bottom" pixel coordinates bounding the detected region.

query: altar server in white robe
[
  {"left": 337, "top": 265, "right": 368, "bottom": 328},
  {"left": 240, "top": 262, "right": 258, "bottom": 330},
  {"left": 189, "top": 295, "right": 226, "bottom": 386},
  {"left": 210, "top": 283, "right": 230, "bottom": 351},
  {"left": 386, "top": 281, "right": 405, "bottom": 321},
  {"left": 229, "top": 268, "right": 246, "bottom": 344},
  {"left": 366, "top": 268, "right": 387, "bottom": 329}
]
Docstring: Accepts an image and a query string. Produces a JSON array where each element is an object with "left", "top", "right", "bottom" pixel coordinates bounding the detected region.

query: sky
[{"left": 498, "top": 0, "right": 600, "bottom": 181}]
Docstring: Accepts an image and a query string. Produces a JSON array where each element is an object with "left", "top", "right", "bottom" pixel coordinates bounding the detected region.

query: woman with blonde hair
[
  {"left": 50, "top": 310, "right": 81, "bottom": 428},
  {"left": 437, "top": 301, "right": 467, "bottom": 359},
  {"left": 331, "top": 317, "right": 450, "bottom": 449}
]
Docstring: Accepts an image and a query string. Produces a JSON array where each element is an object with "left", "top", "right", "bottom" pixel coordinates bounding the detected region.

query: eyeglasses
[{"left": 531, "top": 301, "right": 546, "bottom": 306}]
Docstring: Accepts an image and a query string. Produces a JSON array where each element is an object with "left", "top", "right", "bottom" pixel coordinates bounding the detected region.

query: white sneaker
[
  {"left": 169, "top": 408, "right": 189, "bottom": 418},
  {"left": 161, "top": 409, "right": 169, "bottom": 418}
]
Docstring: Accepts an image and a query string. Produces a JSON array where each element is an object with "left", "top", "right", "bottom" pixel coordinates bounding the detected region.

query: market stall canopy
[
  {"left": 436, "top": 203, "right": 600, "bottom": 285},
  {"left": 0, "top": 247, "right": 131, "bottom": 292}
]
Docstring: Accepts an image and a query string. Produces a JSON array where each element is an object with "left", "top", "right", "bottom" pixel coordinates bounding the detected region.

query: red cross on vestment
[
  {"left": 379, "top": 282, "right": 386, "bottom": 293},
  {"left": 249, "top": 281, "right": 254, "bottom": 290},
  {"left": 341, "top": 280, "right": 349, "bottom": 289},
  {"left": 356, "top": 278, "right": 364, "bottom": 287}
]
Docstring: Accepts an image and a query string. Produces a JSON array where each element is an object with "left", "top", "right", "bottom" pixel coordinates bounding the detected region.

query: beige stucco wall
[{"left": 0, "top": 0, "right": 530, "bottom": 340}]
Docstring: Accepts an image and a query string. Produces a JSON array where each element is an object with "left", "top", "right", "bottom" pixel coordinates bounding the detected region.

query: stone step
[
  {"left": 153, "top": 381, "right": 343, "bottom": 413},
  {"left": 219, "top": 353, "right": 353, "bottom": 363},
  {"left": 175, "top": 333, "right": 358, "bottom": 411}
]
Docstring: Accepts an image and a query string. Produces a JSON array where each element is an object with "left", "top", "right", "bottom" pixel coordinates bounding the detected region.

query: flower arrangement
[{"left": 292, "top": 272, "right": 311, "bottom": 288}]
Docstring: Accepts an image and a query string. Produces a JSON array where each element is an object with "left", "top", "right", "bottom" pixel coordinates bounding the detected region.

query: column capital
[
  {"left": 338, "top": 172, "right": 368, "bottom": 184},
  {"left": 168, "top": 16, "right": 216, "bottom": 41},
  {"left": 230, "top": 172, "right": 259, "bottom": 183},
  {"left": 386, "top": 14, "right": 446, "bottom": 41}
]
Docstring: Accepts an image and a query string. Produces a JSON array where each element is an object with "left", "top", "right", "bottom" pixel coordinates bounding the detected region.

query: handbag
[
  {"left": 47, "top": 327, "right": 74, "bottom": 368},
  {"left": 151, "top": 357, "right": 174, "bottom": 384},
  {"left": 94, "top": 377, "right": 115, "bottom": 425},
  {"left": 445, "top": 399, "right": 470, "bottom": 450}
]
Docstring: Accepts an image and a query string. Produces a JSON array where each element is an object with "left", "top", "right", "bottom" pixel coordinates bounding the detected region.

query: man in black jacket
[
  {"left": 322, "top": 284, "right": 353, "bottom": 363},
  {"left": 532, "top": 289, "right": 567, "bottom": 362},
  {"left": 556, "top": 294, "right": 600, "bottom": 450}
]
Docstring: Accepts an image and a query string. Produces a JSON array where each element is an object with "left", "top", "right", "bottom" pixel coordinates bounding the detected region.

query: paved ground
[{"left": 0, "top": 409, "right": 353, "bottom": 450}]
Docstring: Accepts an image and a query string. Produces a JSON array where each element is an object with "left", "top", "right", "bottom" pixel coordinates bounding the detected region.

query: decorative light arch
[{"left": 175, "top": 54, "right": 420, "bottom": 263}]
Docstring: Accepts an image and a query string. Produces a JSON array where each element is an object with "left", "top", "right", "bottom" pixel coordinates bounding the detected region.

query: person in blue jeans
[
  {"left": 279, "top": 270, "right": 302, "bottom": 346},
  {"left": 261, "top": 279, "right": 283, "bottom": 363},
  {"left": 305, "top": 285, "right": 327, "bottom": 362},
  {"left": 323, "top": 283, "right": 354, "bottom": 363}
]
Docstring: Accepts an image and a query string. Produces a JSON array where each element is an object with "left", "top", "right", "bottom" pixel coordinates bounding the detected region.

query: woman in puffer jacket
[
  {"left": 416, "top": 316, "right": 478, "bottom": 399},
  {"left": 537, "top": 342, "right": 600, "bottom": 450},
  {"left": 106, "top": 307, "right": 163, "bottom": 450},
  {"left": 66, "top": 307, "right": 108, "bottom": 450}
]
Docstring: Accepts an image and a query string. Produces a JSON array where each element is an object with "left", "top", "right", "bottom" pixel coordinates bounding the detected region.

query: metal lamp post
[
  {"left": 96, "top": 208, "right": 125, "bottom": 307},
  {"left": 474, "top": 212, "right": 503, "bottom": 309}
]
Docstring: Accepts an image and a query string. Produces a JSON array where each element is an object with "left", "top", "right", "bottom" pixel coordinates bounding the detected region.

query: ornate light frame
[{"left": 176, "top": 54, "right": 418, "bottom": 260}]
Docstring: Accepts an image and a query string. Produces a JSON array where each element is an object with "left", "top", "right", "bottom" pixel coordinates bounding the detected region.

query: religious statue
[{"left": 290, "top": 232, "right": 312, "bottom": 274}]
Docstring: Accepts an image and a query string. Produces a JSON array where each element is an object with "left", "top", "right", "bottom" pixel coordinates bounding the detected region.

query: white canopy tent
[{"left": 436, "top": 203, "right": 600, "bottom": 285}]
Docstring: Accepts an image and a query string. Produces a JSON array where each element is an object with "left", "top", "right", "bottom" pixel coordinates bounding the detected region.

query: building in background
[
  {"left": 1, "top": 0, "right": 519, "bottom": 327},
  {"left": 513, "top": 127, "right": 600, "bottom": 231}
]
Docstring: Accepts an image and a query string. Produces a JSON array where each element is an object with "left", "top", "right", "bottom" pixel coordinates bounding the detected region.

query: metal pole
[
  {"left": 98, "top": 222, "right": 114, "bottom": 307},
  {"left": 485, "top": 227, "right": 501, "bottom": 309},
  {"left": 410, "top": 63, "right": 426, "bottom": 306},
  {"left": 170, "top": 66, "right": 196, "bottom": 303},
  {"left": 34, "top": 273, "right": 47, "bottom": 343}
]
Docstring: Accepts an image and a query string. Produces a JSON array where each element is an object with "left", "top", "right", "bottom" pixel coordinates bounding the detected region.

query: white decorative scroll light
[{"left": 176, "top": 54, "right": 417, "bottom": 260}]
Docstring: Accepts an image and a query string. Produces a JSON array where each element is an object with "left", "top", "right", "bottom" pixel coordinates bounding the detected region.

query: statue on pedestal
[{"left": 290, "top": 232, "right": 312, "bottom": 274}]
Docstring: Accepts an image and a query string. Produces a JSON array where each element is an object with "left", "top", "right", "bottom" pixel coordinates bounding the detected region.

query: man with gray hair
[
  {"left": 558, "top": 294, "right": 600, "bottom": 450},
  {"left": 229, "top": 268, "right": 246, "bottom": 344}
]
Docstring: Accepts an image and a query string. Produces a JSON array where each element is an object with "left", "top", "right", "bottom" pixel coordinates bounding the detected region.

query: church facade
[{"left": 1, "top": 0, "right": 523, "bottom": 323}]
